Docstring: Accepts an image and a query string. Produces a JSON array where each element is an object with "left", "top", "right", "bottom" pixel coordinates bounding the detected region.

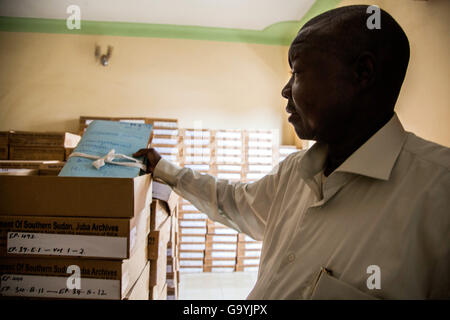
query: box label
[
  {"left": 7, "top": 232, "right": 127, "bottom": 258},
  {"left": 0, "top": 274, "right": 120, "bottom": 300}
]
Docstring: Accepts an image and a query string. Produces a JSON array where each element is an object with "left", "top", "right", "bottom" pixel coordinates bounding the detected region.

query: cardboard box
[
  {"left": 0, "top": 207, "right": 150, "bottom": 259},
  {"left": 0, "top": 175, "right": 152, "bottom": 218},
  {"left": 207, "top": 224, "right": 238, "bottom": 235},
  {"left": 148, "top": 216, "right": 171, "bottom": 260},
  {"left": 124, "top": 261, "right": 150, "bottom": 300},
  {"left": 166, "top": 270, "right": 178, "bottom": 289},
  {"left": 203, "top": 265, "right": 235, "bottom": 273},
  {"left": 179, "top": 242, "right": 206, "bottom": 251},
  {"left": 0, "top": 132, "right": 8, "bottom": 145},
  {"left": 38, "top": 161, "right": 65, "bottom": 176},
  {"left": 65, "top": 148, "right": 74, "bottom": 160},
  {"left": 174, "top": 232, "right": 179, "bottom": 258},
  {"left": 237, "top": 241, "right": 262, "bottom": 250},
  {"left": 205, "top": 250, "right": 236, "bottom": 259},
  {"left": 167, "top": 240, "right": 176, "bottom": 259},
  {"left": 39, "top": 162, "right": 66, "bottom": 170},
  {"left": 166, "top": 256, "right": 175, "bottom": 274},
  {"left": 171, "top": 214, "right": 178, "bottom": 241},
  {"left": 179, "top": 250, "right": 204, "bottom": 259},
  {"left": 181, "top": 226, "right": 206, "bottom": 235},
  {"left": 0, "top": 169, "right": 38, "bottom": 176},
  {"left": 204, "top": 257, "right": 236, "bottom": 268},
  {"left": 179, "top": 258, "right": 203, "bottom": 268},
  {"left": 8, "top": 131, "right": 80, "bottom": 148},
  {"left": 179, "top": 219, "right": 207, "bottom": 228},
  {"left": 0, "top": 161, "right": 64, "bottom": 176},
  {"left": 0, "top": 145, "right": 8, "bottom": 160},
  {"left": 149, "top": 282, "right": 167, "bottom": 300},
  {"left": 159, "top": 282, "right": 167, "bottom": 300},
  {"left": 179, "top": 266, "right": 203, "bottom": 273},
  {"left": 150, "top": 200, "right": 170, "bottom": 231},
  {"left": 9, "top": 146, "right": 67, "bottom": 161},
  {"left": 168, "top": 228, "right": 179, "bottom": 260},
  {"left": 152, "top": 181, "right": 179, "bottom": 214},
  {"left": 235, "top": 265, "right": 259, "bottom": 272},
  {"left": 238, "top": 233, "right": 259, "bottom": 242},
  {"left": 207, "top": 220, "right": 239, "bottom": 235},
  {"left": 167, "top": 287, "right": 177, "bottom": 300},
  {"left": 167, "top": 247, "right": 179, "bottom": 273},
  {"left": 0, "top": 239, "right": 148, "bottom": 300},
  {"left": 0, "top": 160, "right": 65, "bottom": 170},
  {"left": 236, "top": 256, "right": 260, "bottom": 266},
  {"left": 206, "top": 234, "right": 238, "bottom": 243},
  {"left": 205, "top": 242, "right": 237, "bottom": 251},
  {"left": 179, "top": 212, "right": 208, "bottom": 220},
  {"left": 180, "top": 234, "right": 206, "bottom": 244},
  {"left": 237, "top": 248, "right": 261, "bottom": 258},
  {"left": 38, "top": 169, "right": 61, "bottom": 176},
  {"left": 150, "top": 253, "right": 167, "bottom": 296}
]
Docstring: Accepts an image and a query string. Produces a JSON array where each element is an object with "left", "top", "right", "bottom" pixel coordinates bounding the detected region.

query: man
[{"left": 135, "top": 6, "right": 449, "bottom": 299}]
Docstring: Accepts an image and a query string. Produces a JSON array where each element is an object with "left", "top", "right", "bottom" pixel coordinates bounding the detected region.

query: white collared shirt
[{"left": 154, "top": 114, "right": 450, "bottom": 299}]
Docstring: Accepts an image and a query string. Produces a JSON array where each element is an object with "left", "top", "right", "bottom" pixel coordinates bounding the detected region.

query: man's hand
[{"left": 133, "top": 148, "right": 162, "bottom": 174}]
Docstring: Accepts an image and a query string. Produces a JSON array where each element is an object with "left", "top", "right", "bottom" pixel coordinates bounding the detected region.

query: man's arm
[{"left": 134, "top": 148, "right": 281, "bottom": 241}]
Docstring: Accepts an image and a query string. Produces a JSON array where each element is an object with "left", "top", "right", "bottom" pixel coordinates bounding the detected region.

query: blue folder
[{"left": 59, "top": 120, "right": 152, "bottom": 178}]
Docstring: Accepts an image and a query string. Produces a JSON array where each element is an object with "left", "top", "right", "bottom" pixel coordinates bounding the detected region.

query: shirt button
[{"left": 287, "top": 253, "right": 296, "bottom": 263}]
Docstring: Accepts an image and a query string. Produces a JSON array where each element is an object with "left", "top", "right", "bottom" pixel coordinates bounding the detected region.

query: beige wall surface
[
  {"left": 339, "top": 0, "right": 450, "bottom": 146},
  {"left": 0, "top": 32, "right": 294, "bottom": 144},
  {"left": 0, "top": 0, "right": 448, "bottom": 147}
]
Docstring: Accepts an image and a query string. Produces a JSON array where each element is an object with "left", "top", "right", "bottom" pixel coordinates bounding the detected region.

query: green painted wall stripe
[{"left": 0, "top": 0, "right": 341, "bottom": 45}]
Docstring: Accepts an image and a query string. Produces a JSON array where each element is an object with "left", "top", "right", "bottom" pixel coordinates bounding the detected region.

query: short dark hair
[{"left": 289, "top": 5, "right": 410, "bottom": 103}]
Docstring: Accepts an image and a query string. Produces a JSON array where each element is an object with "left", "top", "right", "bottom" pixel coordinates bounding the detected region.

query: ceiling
[
  {"left": 0, "top": 0, "right": 342, "bottom": 45},
  {"left": 0, "top": 0, "right": 317, "bottom": 30}
]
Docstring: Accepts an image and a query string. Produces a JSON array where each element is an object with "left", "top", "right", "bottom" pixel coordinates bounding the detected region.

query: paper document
[{"left": 59, "top": 120, "right": 152, "bottom": 177}]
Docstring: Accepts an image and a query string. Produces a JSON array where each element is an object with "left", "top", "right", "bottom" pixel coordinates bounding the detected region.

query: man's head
[{"left": 282, "top": 5, "right": 410, "bottom": 143}]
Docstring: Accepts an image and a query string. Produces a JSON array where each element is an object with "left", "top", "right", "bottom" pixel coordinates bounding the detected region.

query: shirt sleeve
[{"left": 153, "top": 158, "right": 282, "bottom": 241}]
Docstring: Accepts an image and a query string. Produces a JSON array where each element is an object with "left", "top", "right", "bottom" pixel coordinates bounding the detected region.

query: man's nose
[{"left": 281, "top": 83, "right": 291, "bottom": 100}]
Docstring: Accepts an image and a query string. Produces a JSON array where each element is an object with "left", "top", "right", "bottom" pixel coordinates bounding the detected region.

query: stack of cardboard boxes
[
  {"left": 0, "top": 132, "right": 9, "bottom": 160},
  {"left": 203, "top": 129, "right": 243, "bottom": 272},
  {"left": 177, "top": 129, "right": 210, "bottom": 273},
  {"left": 0, "top": 160, "right": 66, "bottom": 176},
  {"left": 236, "top": 234, "right": 262, "bottom": 272},
  {"left": 0, "top": 173, "right": 152, "bottom": 300},
  {"left": 166, "top": 198, "right": 180, "bottom": 300},
  {"left": 126, "top": 186, "right": 180, "bottom": 300},
  {"left": 0, "top": 121, "right": 302, "bottom": 286},
  {"left": 177, "top": 199, "right": 207, "bottom": 273},
  {"left": 166, "top": 234, "right": 179, "bottom": 299},
  {"left": 278, "top": 145, "right": 301, "bottom": 162},
  {"left": 211, "top": 129, "right": 246, "bottom": 182},
  {"left": 8, "top": 131, "right": 80, "bottom": 161},
  {"left": 176, "top": 128, "right": 302, "bottom": 274},
  {"left": 0, "top": 121, "right": 183, "bottom": 300},
  {"left": 79, "top": 115, "right": 182, "bottom": 299},
  {"left": 0, "top": 130, "right": 79, "bottom": 175},
  {"left": 204, "top": 220, "right": 239, "bottom": 273},
  {"left": 243, "top": 130, "right": 278, "bottom": 183},
  {"left": 147, "top": 200, "right": 170, "bottom": 300}
]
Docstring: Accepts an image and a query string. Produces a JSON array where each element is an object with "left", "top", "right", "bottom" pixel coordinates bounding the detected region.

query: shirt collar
[{"left": 299, "top": 113, "right": 408, "bottom": 181}]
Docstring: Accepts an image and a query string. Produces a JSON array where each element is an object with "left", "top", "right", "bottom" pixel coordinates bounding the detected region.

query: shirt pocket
[{"left": 309, "top": 267, "right": 380, "bottom": 300}]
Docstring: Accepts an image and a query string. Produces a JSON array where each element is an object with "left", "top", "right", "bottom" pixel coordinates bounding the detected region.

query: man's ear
[{"left": 353, "top": 52, "right": 376, "bottom": 89}]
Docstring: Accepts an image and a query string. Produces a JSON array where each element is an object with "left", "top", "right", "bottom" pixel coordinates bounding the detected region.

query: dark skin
[
  {"left": 136, "top": 22, "right": 395, "bottom": 177},
  {"left": 133, "top": 147, "right": 161, "bottom": 174},
  {"left": 283, "top": 23, "right": 394, "bottom": 176}
]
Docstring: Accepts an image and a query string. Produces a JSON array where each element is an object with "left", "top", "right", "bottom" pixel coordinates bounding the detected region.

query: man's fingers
[{"left": 133, "top": 148, "right": 149, "bottom": 157}]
